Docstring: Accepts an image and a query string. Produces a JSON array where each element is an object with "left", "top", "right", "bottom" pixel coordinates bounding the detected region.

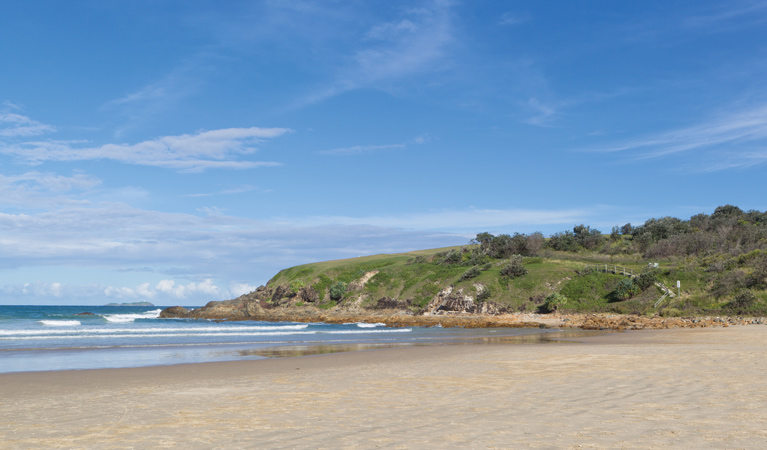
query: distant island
[{"left": 105, "top": 302, "right": 155, "bottom": 307}]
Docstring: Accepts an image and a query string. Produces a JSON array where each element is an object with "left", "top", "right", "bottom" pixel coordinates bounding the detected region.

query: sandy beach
[{"left": 2, "top": 326, "right": 766, "bottom": 449}]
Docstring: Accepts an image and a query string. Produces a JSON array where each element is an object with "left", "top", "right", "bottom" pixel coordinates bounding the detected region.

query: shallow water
[{"left": 0, "top": 305, "right": 604, "bottom": 373}]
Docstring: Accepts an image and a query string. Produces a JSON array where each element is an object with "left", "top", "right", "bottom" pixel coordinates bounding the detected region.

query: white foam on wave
[
  {"left": 0, "top": 324, "right": 310, "bottom": 336},
  {"left": 38, "top": 320, "right": 81, "bottom": 327},
  {"left": 1, "top": 327, "right": 412, "bottom": 340},
  {"left": 356, "top": 322, "right": 386, "bottom": 328},
  {"left": 102, "top": 309, "right": 163, "bottom": 323},
  {"left": 324, "top": 328, "right": 411, "bottom": 335}
]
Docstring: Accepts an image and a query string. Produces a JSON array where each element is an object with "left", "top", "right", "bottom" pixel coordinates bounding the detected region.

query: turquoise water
[{"left": 0, "top": 305, "right": 563, "bottom": 373}]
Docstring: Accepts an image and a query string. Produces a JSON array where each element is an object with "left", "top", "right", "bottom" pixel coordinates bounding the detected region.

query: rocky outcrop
[
  {"left": 421, "top": 286, "right": 507, "bottom": 315},
  {"left": 298, "top": 286, "right": 319, "bottom": 303},
  {"left": 158, "top": 281, "right": 767, "bottom": 330},
  {"left": 158, "top": 306, "right": 190, "bottom": 318},
  {"left": 373, "top": 297, "right": 412, "bottom": 310}
]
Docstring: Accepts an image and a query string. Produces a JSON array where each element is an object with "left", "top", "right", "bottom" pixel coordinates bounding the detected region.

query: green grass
[{"left": 263, "top": 246, "right": 767, "bottom": 315}]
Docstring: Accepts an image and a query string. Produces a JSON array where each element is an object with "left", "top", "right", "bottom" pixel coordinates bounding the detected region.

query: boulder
[{"left": 159, "top": 306, "right": 190, "bottom": 318}]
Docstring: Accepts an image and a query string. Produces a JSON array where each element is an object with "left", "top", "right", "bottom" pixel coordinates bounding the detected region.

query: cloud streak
[
  {"left": 294, "top": 0, "right": 455, "bottom": 107},
  {"left": 319, "top": 143, "right": 406, "bottom": 156},
  {"left": 1, "top": 126, "right": 290, "bottom": 172},
  {"left": 594, "top": 105, "right": 767, "bottom": 171},
  {"left": 0, "top": 171, "right": 102, "bottom": 208},
  {"left": 0, "top": 112, "right": 56, "bottom": 137}
]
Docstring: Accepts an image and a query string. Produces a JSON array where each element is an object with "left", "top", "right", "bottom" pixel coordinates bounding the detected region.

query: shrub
[
  {"left": 459, "top": 266, "right": 481, "bottom": 281},
  {"left": 711, "top": 269, "right": 747, "bottom": 298},
  {"left": 500, "top": 255, "right": 528, "bottom": 279},
  {"left": 542, "top": 293, "right": 567, "bottom": 313},
  {"left": 635, "top": 270, "right": 659, "bottom": 290},
  {"left": 289, "top": 280, "right": 306, "bottom": 294},
  {"left": 728, "top": 289, "right": 758, "bottom": 313},
  {"left": 406, "top": 255, "right": 428, "bottom": 265},
  {"left": 612, "top": 278, "right": 640, "bottom": 301},
  {"left": 472, "top": 232, "right": 543, "bottom": 257},
  {"left": 745, "top": 264, "right": 767, "bottom": 290},
  {"left": 476, "top": 287, "right": 491, "bottom": 302},
  {"left": 329, "top": 281, "right": 347, "bottom": 301},
  {"left": 438, "top": 249, "right": 462, "bottom": 265}
]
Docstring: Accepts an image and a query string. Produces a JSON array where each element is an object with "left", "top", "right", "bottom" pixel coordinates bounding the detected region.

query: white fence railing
[
  {"left": 585, "top": 264, "right": 638, "bottom": 277},
  {"left": 585, "top": 264, "right": 676, "bottom": 309}
]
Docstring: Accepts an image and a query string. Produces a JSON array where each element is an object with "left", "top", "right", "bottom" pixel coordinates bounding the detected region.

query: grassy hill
[
  {"left": 264, "top": 244, "right": 766, "bottom": 317},
  {"left": 250, "top": 206, "right": 767, "bottom": 318}
]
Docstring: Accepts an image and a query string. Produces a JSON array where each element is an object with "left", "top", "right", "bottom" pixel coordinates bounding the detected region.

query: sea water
[{"left": 0, "top": 305, "right": 565, "bottom": 373}]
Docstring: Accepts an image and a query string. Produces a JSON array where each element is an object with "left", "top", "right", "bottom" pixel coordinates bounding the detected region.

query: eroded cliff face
[
  {"left": 158, "top": 272, "right": 761, "bottom": 329},
  {"left": 158, "top": 271, "right": 513, "bottom": 324}
]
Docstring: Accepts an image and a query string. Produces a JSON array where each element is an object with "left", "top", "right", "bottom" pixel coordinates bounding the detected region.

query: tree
[
  {"left": 329, "top": 281, "right": 347, "bottom": 301},
  {"left": 500, "top": 255, "right": 528, "bottom": 279}
]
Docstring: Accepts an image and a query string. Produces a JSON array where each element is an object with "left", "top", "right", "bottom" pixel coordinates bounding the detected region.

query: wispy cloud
[
  {"left": 1, "top": 126, "right": 291, "bottom": 172},
  {"left": 524, "top": 97, "right": 559, "bottom": 126},
  {"left": 294, "top": 0, "right": 455, "bottom": 107},
  {"left": 600, "top": 105, "right": 767, "bottom": 155},
  {"left": 185, "top": 184, "right": 263, "bottom": 197},
  {"left": 319, "top": 143, "right": 406, "bottom": 156},
  {"left": 0, "top": 112, "right": 56, "bottom": 137},
  {"left": 682, "top": 1, "right": 767, "bottom": 30},
  {"left": 0, "top": 171, "right": 101, "bottom": 208},
  {"left": 0, "top": 197, "right": 613, "bottom": 304},
  {"left": 1, "top": 278, "right": 228, "bottom": 304},
  {"left": 621, "top": 1, "right": 767, "bottom": 43},
  {"left": 498, "top": 11, "right": 530, "bottom": 26},
  {"left": 593, "top": 104, "right": 767, "bottom": 171},
  {"left": 103, "top": 54, "right": 217, "bottom": 137},
  {"left": 297, "top": 207, "right": 594, "bottom": 233},
  {"left": 319, "top": 133, "right": 432, "bottom": 156}
]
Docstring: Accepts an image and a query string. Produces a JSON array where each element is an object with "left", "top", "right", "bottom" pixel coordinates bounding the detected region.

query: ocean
[{"left": 0, "top": 305, "right": 567, "bottom": 373}]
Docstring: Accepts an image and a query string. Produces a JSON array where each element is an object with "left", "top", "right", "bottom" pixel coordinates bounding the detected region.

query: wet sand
[{"left": 2, "top": 326, "right": 766, "bottom": 449}]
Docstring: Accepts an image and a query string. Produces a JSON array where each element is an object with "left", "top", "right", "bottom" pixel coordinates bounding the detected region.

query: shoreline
[
  {"left": 0, "top": 326, "right": 609, "bottom": 375},
  {"left": 162, "top": 305, "right": 767, "bottom": 330},
  {"left": 3, "top": 326, "right": 767, "bottom": 448}
]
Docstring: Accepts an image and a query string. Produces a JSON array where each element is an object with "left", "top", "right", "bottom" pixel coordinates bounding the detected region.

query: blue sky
[{"left": 1, "top": 1, "right": 766, "bottom": 305}]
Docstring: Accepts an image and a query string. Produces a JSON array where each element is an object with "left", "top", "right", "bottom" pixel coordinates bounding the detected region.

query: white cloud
[
  {"left": 595, "top": 104, "right": 767, "bottom": 171},
  {"left": 683, "top": 2, "right": 767, "bottom": 30},
  {"left": 304, "top": 207, "right": 592, "bottom": 232},
  {"left": 295, "top": 1, "right": 454, "bottom": 107},
  {"left": 0, "top": 194, "right": 610, "bottom": 305},
  {"left": 498, "top": 11, "right": 530, "bottom": 26},
  {"left": 366, "top": 19, "right": 419, "bottom": 40},
  {"left": 185, "top": 184, "right": 261, "bottom": 198},
  {"left": 524, "top": 97, "right": 559, "bottom": 126},
  {"left": 3, "top": 278, "right": 228, "bottom": 305},
  {"left": 0, "top": 112, "right": 56, "bottom": 137},
  {"left": 156, "top": 279, "right": 220, "bottom": 299},
  {"left": 0, "top": 171, "right": 102, "bottom": 208},
  {"left": 230, "top": 282, "right": 258, "bottom": 297},
  {"left": 1, "top": 126, "right": 291, "bottom": 172},
  {"left": 319, "top": 143, "right": 406, "bottom": 156},
  {"left": 319, "top": 134, "right": 430, "bottom": 156}
]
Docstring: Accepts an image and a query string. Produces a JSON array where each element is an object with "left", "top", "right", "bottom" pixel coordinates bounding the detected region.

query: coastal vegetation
[{"left": 262, "top": 205, "right": 767, "bottom": 317}]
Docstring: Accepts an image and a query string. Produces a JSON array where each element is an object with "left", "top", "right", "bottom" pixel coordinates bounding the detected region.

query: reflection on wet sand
[{"left": 240, "top": 328, "right": 614, "bottom": 358}]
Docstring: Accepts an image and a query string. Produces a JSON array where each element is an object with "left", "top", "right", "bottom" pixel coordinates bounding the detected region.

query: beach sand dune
[{"left": 2, "top": 326, "right": 766, "bottom": 449}]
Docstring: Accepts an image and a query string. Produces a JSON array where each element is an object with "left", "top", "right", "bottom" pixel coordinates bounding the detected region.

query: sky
[{"left": 1, "top": 1, "right": 766, "bottom": 305}]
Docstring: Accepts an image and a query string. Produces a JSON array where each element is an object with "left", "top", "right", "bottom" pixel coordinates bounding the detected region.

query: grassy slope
[{"left": 264, "top": 245, "right": 761, "bottom": 316}]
